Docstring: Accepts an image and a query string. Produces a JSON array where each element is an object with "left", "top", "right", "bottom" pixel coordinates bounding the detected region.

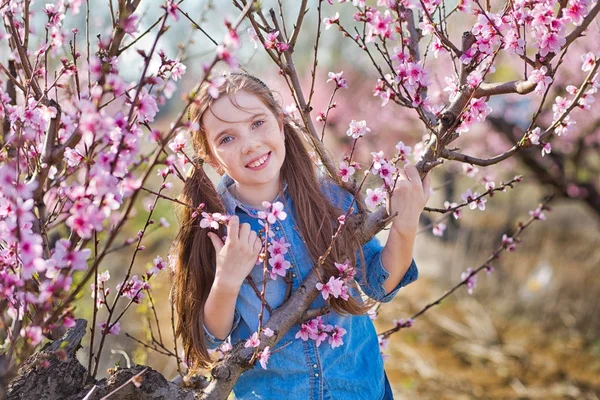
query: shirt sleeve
[
  {"left": 202, "top": 308, "right": 241, "bottom": 350},
  {"left": 358, "top": 235, "right": 419, "bottom": 303},
  {"left": 322, "top": 179, "right": 419, "bottom": 303}
]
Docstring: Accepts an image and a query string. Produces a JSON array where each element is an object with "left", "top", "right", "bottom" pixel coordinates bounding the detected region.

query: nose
[{"left": 241, "top": 136, "right": 261, "bottom": 155}]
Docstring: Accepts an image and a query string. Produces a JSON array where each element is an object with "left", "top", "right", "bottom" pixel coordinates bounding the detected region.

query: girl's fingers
[
  {"left": 253, "top": 236, "right": 262, "bottom": 254},
  {"left": 248, "top": 230, "right": 258, "bottom": 246},
  {"left": 239, "top": 222, "right": 251, "bottom": 241},
  {"left": 207, "top": 232, "right": 224, "bottom": 253},
  {"left": 405, "top": 164, "right": 421, "bottom": 184},
  {"left": 423, "top": 173, "right": 432, "bottom": 197},
  {"left": 227, "top": 215, "right": 240, "bottom": 242},
  {"left": 397, "top": 167, "right": 408, "bottom": 181}
]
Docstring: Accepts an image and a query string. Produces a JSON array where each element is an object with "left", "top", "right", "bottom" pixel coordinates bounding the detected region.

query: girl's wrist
[
  {"left": 391, "top": 217, "right": 419, "bottom": 236},
  {"left": 213, "top": 275, "right": 242, "bottom": 295}
]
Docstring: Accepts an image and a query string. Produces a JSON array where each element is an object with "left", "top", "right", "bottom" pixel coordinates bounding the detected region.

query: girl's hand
[
  {"left": 207, "top": 215, "right": 262, "bottom": 290},
  {"left": 387, "top": 163, "right": 431, "bottom": 234}
]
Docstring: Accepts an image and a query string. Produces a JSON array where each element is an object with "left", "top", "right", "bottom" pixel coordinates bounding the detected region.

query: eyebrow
[{"left": 213, "top": 113, "right": 269, "bottom": 142}]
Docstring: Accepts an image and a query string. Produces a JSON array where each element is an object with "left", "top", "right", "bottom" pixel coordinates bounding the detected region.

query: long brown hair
[{"left": 172, "top": 73, "right": 376, "bottom": 373}]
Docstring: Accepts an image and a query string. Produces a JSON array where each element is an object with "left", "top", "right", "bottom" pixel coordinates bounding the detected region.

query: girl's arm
[
  {"left": 204, "top": 216, "right": 262, "bottom": 340},
  {"left": 381, "top": 164, "right": 430, "bottom": 294},
  {"left": 204, "top": 279, "right": 241, "bottom": 340}
]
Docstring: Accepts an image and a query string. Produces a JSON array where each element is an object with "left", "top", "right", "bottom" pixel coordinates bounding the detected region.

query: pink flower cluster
[
  {"left": 258, "top": 201, "right": 288, "bottom": 224},
  {"left": 461, "top": 268, "right": 478, "bottom": 295},
  {"left": 268, "top": 252, "right": 291, "bottom": 280},
  {"left": 461, "top": 189, "right": 487, "bottom": 211},
  {"left": 295, "top": 316, "right": 348, "bottom": 349},
  {"left": 316, "top": 260, "right": 355, "bottom": 301},
  {"left": 116, "top": 275, "right": 149, "bottom": 304},
  {"left": 263, "top": 30, "right": 290, "bottom": 53},
  {"left": 371, "top": 151, "right": 397, "bottom": 188}
]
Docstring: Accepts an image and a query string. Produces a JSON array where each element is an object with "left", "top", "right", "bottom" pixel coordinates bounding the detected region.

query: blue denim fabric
[{"left": 203, "top": 175, "right": 418, "bottom": 400}]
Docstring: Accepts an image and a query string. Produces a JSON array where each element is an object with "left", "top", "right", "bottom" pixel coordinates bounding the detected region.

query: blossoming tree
[{"left": 1, "top": 0, "right": 598, "bottom": 399}]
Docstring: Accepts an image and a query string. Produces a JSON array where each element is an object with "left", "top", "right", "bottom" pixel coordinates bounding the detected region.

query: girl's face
[{"left": 202, "top": 90, "right": 286, "bottom": 191}]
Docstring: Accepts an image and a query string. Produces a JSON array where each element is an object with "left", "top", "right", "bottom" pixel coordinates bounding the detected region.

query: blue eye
[
  {"left": 219, "top": 136, "right": 233, "bottom": 145},
  {"left": 252, "top": 120, "right": 265, "bottom": 129}
]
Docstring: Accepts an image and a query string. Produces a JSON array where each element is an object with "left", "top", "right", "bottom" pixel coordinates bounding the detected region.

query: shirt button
[
  {"left": 315, "top": 373, "right": 319, "bottom": 377},
  {"left": 275, "top": 226, "right": 280, "bottom": 231},
  {"left": 313, "top": 364, "right": 317, "bottom": 368},
  {"left": 292, "top": 273, "right": 297, "bottom": 278}
]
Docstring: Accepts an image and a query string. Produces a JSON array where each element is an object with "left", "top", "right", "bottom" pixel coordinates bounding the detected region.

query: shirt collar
[{"left": 216, "top": 174, "right": 288, "bottom": 216}]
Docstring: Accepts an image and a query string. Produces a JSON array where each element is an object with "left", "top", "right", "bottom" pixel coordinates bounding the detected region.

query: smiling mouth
[{"left": 246, "top": 152, "right": 271, "bottom": 168}]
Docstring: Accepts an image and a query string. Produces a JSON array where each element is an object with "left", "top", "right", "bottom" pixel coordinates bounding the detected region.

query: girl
[{"left": 172, "top": 72, "right": 430, "bottom": 399}]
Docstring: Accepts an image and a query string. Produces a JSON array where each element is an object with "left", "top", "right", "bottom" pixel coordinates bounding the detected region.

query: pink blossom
[
  {"left": 433, "top": 223, "right": 446, "bottom": 237},
  {"left": 136, "top": 88, "right": 159, "bottom": 122},
  {"left": 117, "top": 275, "right": 147, "bottom": 303},
  {"left": 443, "top": 76, "right": 460, "bottom": 102},
  {"left": 367, "top": 10, "right": 394, "bottom": 40},
  {"left": 245, "top": 332, "right": 260, "bottom": 348},
  {"left": 555, "top": 115, "right": 576, "bottom": 136},
  {"left": 168, "top": 131, "right": 187, "bottom": 153},
  {"left": 295, "top": 323, "right": 315, "bottom": 341},
  {"left": 346, "top": 120, "right": 370, "bottom": 139},
  {"left": 148, "top": 255, "right": 166, "bottom": 276},
  {"left": 275, "top": 42, "right": 290, "bottom": 52},
  {"left": 482, "top": 176, "right": 496, "bottom": 191},
  {"left": 98, "top": 321, "right": 120, "bottom": 335},
  {"left": 371, "top": 151, "right": 385, "bottom": 171},
  {"left": 21, "top": 326, "right": 44, "bottom": 346},
  {"left": 335, "top": 260, "right": 356, "bottom": 280},
  {"left": 269, "top": 253, "right": 291, "bottom": 280},
  {"left": 528, "top": 127, "right": 541, "bottom": 145},
  {"left": 377, "top": 161, "right": 396, "bottom": 187},
  {"left": 502, "top": 234, "right": 516, "bottom": 252},
  {"left": 120, "top": 14, "right": 139, "bottom": 36},
  {"left": 323, "top": 13, "right": 340, "bottom": 30},
  {"left": 224, "top": 28, "right": 241, "bottom": 49},
  {"left": 580, "top": 52, "right": 596, "bottom": 72},
  {"left": 552, "top": 96, "right": 570, "bottom": 120},
  {"left": 52, "top": 238, "right": 91, "bottom": 271},
  {"left": 207, "top": 76, "right": 226, "bottom": 99},
  {"left": 316, "top": 276, "right": 344, "bottom": 300},
  {"left": 541, "top": 142, "right": 552, "bottom": 157},
  {"left": 529, "top": 206, "right": 547, "bottom": 220},
  {"left": 563, "top": 0, "right": 588, "bottom": 25},
  {"left": 258, "top": 201, "right": 287, "bottom": 224},
  {"left": 166, "top": 0, "right": 179, "bottom": 21},
  {"left": 263, "top": 31, "right": 280, "bottom": 49},
  {"left": 338, "top": 160, "right": 355, "bottom": 183},
  {"left": 200, "top": 212, "right": 224, "bottom": 229},
  {"left": 431, "top": 36, "right": 447, "bottom": 58},
  {"left": 216, "top": 45, "right": 238, "bottom": 68},
  {"left": 461, "top": 189, "right": 486, "bottom": 211},
  {"left": 259, "top": 346, "right": 271, "bottom": 369},
  {"left": 538, "top": 31, "right": 565, "bottom": 57},
  {"left": 328, "top": 326, "right": 347, "bottom": 349},
  {"left": 262, "top": 328, "right": 274, "bottom": 337},
  {"left": 327, "top": 71, "right": 348, "bottom": 89},
  {"left": 463, "top": 163, "right": 479, "bottom": 178},
  {"left": 395, "top": 141, "right": 412, "bottom": 161},
  {"left": 461, "top": 268, "right": 477, "bottom": 295},
  {"left": 365, "top": 187, "right": 385, "bottom": 210},
  {"left": 268, "top": 237, "right": 290, "bottom": 256}
]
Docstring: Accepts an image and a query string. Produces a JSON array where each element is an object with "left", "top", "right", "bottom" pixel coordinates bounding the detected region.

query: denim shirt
[{"left": 204, "top": 175, "right": 418, "bottom": 400}]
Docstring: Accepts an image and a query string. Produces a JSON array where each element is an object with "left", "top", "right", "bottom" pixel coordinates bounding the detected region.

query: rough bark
[{"left": 6, "top": 320, "right": 197, "bottom": 400}]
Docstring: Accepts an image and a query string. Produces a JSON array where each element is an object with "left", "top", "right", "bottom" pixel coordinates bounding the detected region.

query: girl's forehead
[{"left": 203, "top": 91, "right": 269, "bottom": 128}]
